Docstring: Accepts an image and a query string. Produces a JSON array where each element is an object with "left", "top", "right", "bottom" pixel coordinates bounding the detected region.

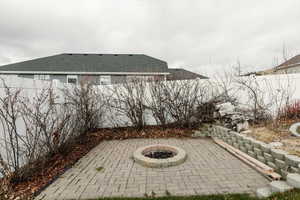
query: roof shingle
[
  {"left": 276, "top": 54, "right": 300, "bottom": 69},
  {"left": 0, "top": 53, "right": 168, "bottom": 74},
  {"left": 167, "top": 68, "right": 208, "bottom": 80}
]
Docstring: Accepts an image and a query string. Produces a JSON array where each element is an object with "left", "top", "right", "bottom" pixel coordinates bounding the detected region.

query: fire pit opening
[
  {"left": 143, "top": 149, "right": 177, "bottom": 159},
  {"left": 133, "top": 144, "right": 187, "bottom": 168}
]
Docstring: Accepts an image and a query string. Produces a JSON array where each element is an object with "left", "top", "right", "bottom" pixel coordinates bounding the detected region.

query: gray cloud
[{"left": 0, "top": 0, "right": 300, "bottom": 76}]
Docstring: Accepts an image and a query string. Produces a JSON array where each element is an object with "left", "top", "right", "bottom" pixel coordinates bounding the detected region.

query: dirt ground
[{"left": 245, "top": 121, "right": 300, "bottom": 156}]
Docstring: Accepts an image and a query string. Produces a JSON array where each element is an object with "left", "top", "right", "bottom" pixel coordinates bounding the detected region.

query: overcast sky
[{"left": 0, "top": 0, "right": 300, "bottom": 76}]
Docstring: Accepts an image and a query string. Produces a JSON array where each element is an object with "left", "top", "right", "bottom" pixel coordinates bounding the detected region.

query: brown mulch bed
[{"left": 4, "top": 125, "right": 195, "bottom": 200}]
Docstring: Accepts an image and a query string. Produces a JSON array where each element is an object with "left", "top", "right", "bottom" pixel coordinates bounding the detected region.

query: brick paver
[{"left": 36, "top": 138, "right": 269, "bottom": 199}]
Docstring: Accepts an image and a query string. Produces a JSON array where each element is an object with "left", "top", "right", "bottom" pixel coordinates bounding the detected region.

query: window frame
[
  {"left": 34, "top": 74, "right": 50, "bottom": 80},
  {"left": 67, "top": 75, "right": 78, "bottom": 84},
  {"left": 99, "top": 75, "right": 111, "bottom": 85}
]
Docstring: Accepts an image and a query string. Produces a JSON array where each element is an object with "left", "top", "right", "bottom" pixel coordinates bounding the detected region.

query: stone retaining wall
[{"left": 206, "top": 125, "right": 300, "bottom": 179}]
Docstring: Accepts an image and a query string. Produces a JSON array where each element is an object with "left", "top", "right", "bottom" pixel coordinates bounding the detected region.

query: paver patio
[{"left": 36, "top": 138, "right": 270, "bottom": 200}]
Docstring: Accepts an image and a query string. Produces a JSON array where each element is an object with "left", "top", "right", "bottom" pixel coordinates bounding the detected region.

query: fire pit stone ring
[
  {"left": 133, "top": 144, "right": 187, "bottom": 168},
  {"left": 289, "top": 122, "right": 300, "bottom": 137}
]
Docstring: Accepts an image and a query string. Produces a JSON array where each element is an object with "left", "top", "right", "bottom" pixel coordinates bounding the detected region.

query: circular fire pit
[{"left": 133, "top": 144, "right": 187, "bottom": 168}]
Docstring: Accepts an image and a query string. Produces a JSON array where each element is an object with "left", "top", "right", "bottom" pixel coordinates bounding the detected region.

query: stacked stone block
[
  {"left": 209, "top": 125, "right": 300, "bottom": 179},
  {"left": 257, "top": 174, "right": 300, "bottom": 198}
]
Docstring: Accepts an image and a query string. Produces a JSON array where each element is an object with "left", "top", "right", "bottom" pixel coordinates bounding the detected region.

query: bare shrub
[
  {"left": 146, "top": 80, "right": 169, "bottom": 127},
  {"left": 0, "top": 154, "right": 11, "bottom": 197},
  {"left": 211, "top": 69, "right": 239, "bottom": 105},
  {"left": 0, "top": 80, "right": 107, "bottom": 182},
  {"left": 62, "top": 82, "right": 107, "bottom": 135},
  {"left": 0, "top": 154, "right": 10, "bottom": 178},
  {"left": 195, "top": 101, "right": 218, "bottom": 123},
  {"left": 20, "top": 86, "right": 73, "bottom": 158},
  {"left": 108, "top": 78, "right": 223, "bottom": 129},
  {"left": 234, "top": 76, "right": 272, "bottom": 124},
  {"left": 0, "top": 82, "right": 77, "bottom": 184},
  {"left": 234, "top": 73, "right": 295, "bottom": 127},
  {"left": 266, "top": 75, "right": 295, "bottom": 124},
  {"left": 0, "top": 79, "right": 110, "bottom": 200},
  {"left": 109, "top": 79, "right": 146, "bottom": 129},
  {"left": 279, "top": 100, "right": 300, "bottom": 120},
  {"left": 0, "top": 79, "right": 23, "bottom": 180},
  {"left": 162, "top": 80, "right": 213, "bottom": 128}
]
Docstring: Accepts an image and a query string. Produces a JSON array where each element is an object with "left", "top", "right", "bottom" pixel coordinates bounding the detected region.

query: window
[
  {"left": 126, "top": 75, "right": 154, "bottom": 82},
  {"left": 99, "top": 75, "right": 111, "bottom": 85},
  {"left": 34, "top": 74, "right": 50, "bottom": 80},
  {"left": 67, "top": 75, "right": 78, "bottom": 84}
]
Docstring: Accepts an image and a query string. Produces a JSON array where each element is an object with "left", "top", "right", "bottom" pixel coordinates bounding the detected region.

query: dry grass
[
  {"left": 281, "top": 138, "right": 300, "bottom": 156},
  {"left": 247, "top": 120, "right": 300, "bottom": 156},
  {"left": 247, "top": 127, "right": 289, "bottom": 143}
]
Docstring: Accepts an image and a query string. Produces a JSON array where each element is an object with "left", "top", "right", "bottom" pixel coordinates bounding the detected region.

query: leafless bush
[
  {"left": 62, "top": 82, "right": 107, "bottom": 135},
  {"left": 0, "top": 154, "right": 11, "bottom": 197},
  {"left": 195, "top": 100, "right": 219, "bottom": 123},
  {"left": 147, "top": 79, "right": 226, "bottom": 128},
  {"left": 20, "top": 86, "right": 74, "bottom": 158},
  {"left": 211, "top": 70, "right": 239, "bottom": 105},
  {"left": 234, "top": 76, "right": 272, "bottom": 123},
  {"left": 0, "top": 154, "right": 10, "bottom": 178},
  {"left": 0, "top": 80, "right": 107, "bottom": 185},
  {"left": 146, "top": 80, "right": 169, "bottom": 127},
  {"left": 0, "top": 82, "right": 77, "bottom": 184},
  {"left": 265, "top": 75, "right": 295, "bottom": 127},
  {"left": 109, "top": 79, "right": 223, "bottom": 129},
  {"left": 0, "top": 79, "right": 23, "bottom": 180},
  {"left": 0, "top": 80, "right": 108, "bottom": 182},
  {"left": 109, "top": 79, "right": 147, "bottom": 129},
  {"left": 162, "top": 80, "right": 214, "bottom": 128},
  {"left": 234, "top": 74, "right": 295, "bottom": 127}
]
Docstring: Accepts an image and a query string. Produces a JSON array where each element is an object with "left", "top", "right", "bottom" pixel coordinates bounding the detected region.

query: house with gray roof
[
  {"left": 0, "top": 53, "right": 169, "bottom": 84},
  {"left": 248, "top": 54, "right": 300, "bottom": 76},
  {"left": 273, "top": 54, "right": 300, "bottom": 74},
  {"left": 167, "top": 68, "right": 208, "bottom": 80}
]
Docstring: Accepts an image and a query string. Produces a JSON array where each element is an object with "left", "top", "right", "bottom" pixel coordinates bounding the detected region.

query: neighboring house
[
  {"left": 0, "top": 53, "right": 169, "bottom": 84},
  {"left": 167, "top": 68, "right": 208, "bottom": 80},
  {"left": 273, "top": 54, "right": 300, "bottom": 74},
  {"left": 248, "top": 54, "right": 300, "bottom": 76}
]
